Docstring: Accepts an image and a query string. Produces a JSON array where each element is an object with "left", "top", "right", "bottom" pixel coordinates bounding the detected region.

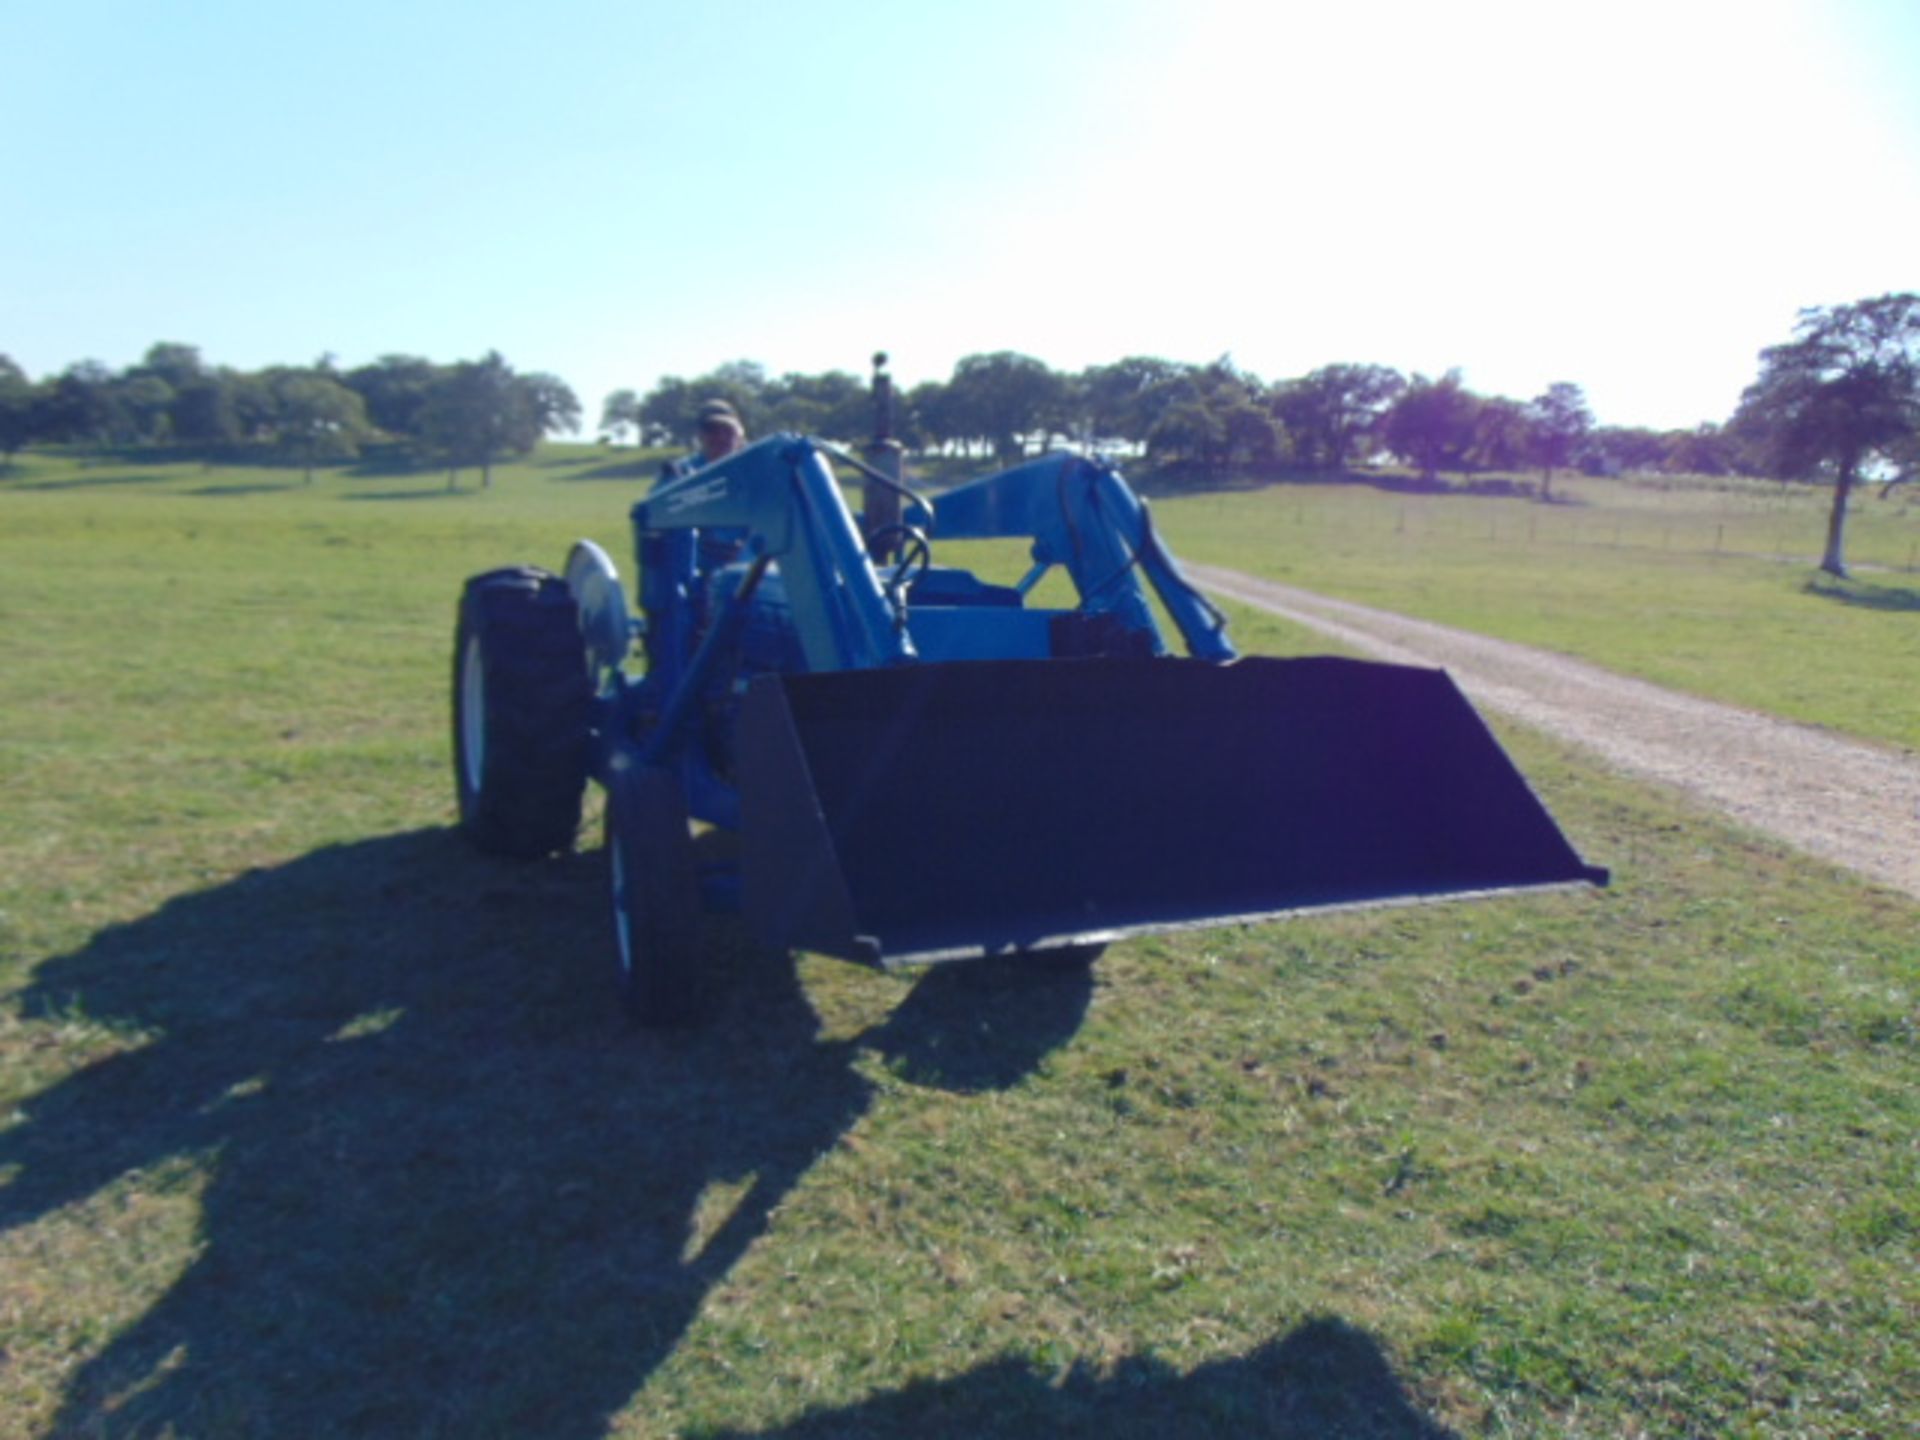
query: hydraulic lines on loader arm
[{"left": 930, "top": 451, "right": 1235, "bottom": 662}]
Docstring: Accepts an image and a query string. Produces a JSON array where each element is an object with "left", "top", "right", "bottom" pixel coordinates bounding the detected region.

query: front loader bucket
[{"left": 739, "top": 656, "right": 1606, "bottom": 967}]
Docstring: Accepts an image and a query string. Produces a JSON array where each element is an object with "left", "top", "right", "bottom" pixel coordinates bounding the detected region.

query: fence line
[{"left": 1297, "top": 503, "right": 1920, "bottom": 574}]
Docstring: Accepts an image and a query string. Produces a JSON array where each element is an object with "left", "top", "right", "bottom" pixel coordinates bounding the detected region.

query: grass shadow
[
  {"left": 557, "top": 457, "right": 669, "bottom": 482},
  {"left": 186, "top": 481, "right": 304, "bottom": 497},
  {"left": 1804, "top": 576, "right": 1920, "bottom": 612},
  {"left": 1, "top": 828, "right": 1089, "bottom": 1437},
  {"left": 340, "top": 486, "right": 472, "bottom": 501},
  {"left": 10, "top": 469, "right": 182, "bottom": 492},
  {"left": 700, "top": 1316, "right": 1457, "bottom": 1438}
]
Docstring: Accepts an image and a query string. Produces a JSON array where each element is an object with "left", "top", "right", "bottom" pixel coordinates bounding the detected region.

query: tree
[
  {"left": 0, "top": 355, "right": 34, "bottom": 467},
  {"left": 111, "top": 373, "right": 175, "bottom": 444},
  {"left": 1733, "top": 293, "right": 1920, "bottom": 577},
  {"left": 344, "top": 355, "right": 442, "bottom": 441},
  {"left": 1525, "top": 382, "right": 1592, "bottom": 500},
  {"left": 1379, "top": 371, "right": 1479, "bottom": 485},
  {"left": 1147, "top": 401, "right": 1228, "bottom": 468},
  {"left": 1271, "top": 364, "right": 1405, "bottom": 471},
  {"left": 136, "top": 342, "right": 206, "bottom": 394},
  {"left": 599, "top": 388, "right": 642, "bottom": 444},
  {"left": 421, "top": 351, "right": 548, "bottom": 488},
  {"left": 637, "top": 376, "right": 703, "bottom": 448},
  {"left": 265, "top": 368, "right": 372, "bottom": 482},
  {"left": 943, "top": 352, "right": 1065, "bottom": 460},
  {"left": 33, "top": 361, "right": 117, "bottom": 446},
  {"left": 1468, "top": 395, "right": 1533, "bottom": 474},
  {"left": 520, "top": 372, "right": 582, "bottom": 438},
  {"left": 1662, "top": 423, "right": 1736, "bottom": 477},
  {"left": 170, "top": 371, "right": 242, "bottom": 450},
  {"left": 901, "top": 379, "right": 952, "bottom": 453},
  {"left": 1078, "top": 357, "right": 1185, "bottom": 449},
  {"left": 758, "top": 370, "right": 867, "bottom": 441}
]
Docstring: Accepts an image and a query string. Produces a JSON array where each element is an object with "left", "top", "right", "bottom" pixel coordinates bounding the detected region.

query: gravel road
[{"left": 1189, "top": 562, "right": 1920, "bottom": 901}]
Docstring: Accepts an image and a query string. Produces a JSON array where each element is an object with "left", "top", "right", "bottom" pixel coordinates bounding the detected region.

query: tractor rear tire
[
  {"left": 453, "top": 566, "right": 592, "bottom": 858},
  {"left": 606, "top": 762, "right": 704, "bottom": 1027}
]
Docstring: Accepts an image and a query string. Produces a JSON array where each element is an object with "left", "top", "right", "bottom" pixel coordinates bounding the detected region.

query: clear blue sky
[{"left": 5, "top": 0, "right": 1917, "bottom": 432}]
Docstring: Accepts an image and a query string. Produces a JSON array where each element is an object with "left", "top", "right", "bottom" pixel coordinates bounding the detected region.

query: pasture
[
  {"left": 1155, "top": 470, "right": 1920, "bottom": 752},
  {"left": 1, "top": 447, "right": 1914, "bottom": 1438}
]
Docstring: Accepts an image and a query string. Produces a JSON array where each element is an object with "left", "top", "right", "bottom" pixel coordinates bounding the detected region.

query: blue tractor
[{"left": 452, "top": 381, "right": 1604, "bottom": 1025}]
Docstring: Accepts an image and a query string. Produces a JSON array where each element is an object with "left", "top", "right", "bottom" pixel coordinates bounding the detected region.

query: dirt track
[{"left": 1189, "top": 563, "right": 1920, "bottom": 901}]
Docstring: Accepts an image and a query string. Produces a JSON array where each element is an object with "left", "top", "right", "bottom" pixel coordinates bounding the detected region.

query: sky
[{"left": 4, "top": 0, "right": 1917, "bottom": 433}]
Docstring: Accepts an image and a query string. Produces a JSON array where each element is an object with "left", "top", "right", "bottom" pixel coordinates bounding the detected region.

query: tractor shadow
[
  {"left": 0, "top": 829, "right": 1093, "bottom": 1437},
  {"left": 703, "top": 1317, "right": 1457, "bottom": 1438}
]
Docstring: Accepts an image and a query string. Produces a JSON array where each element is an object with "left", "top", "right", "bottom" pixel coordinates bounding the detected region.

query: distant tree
[
  {"left": 759, "top": 370, "right": 867, "bottom": 440},
  {"left": 265, "top": 368, "right": 372, "bottom": 482},
  {"left": 421, "top": 351, "right": 547, "bottom": 488},
  {"left": 1221, "top": 401, "right": 1281, "bottom": 468},
  {"left": 1661, "top": 423, "right": 1736, "bottom": 477},
  {"left": 136, "top": 342, "right": 206, "bottom": 396},
  {"left": 901, "top": 379, "right": 952, "bottom": 453},
  {"left": 0, "top": 355, "right": 34, "bottom": 467},
  {"left": 599, "top": 388, "right": 642, "bottom": 444},
  {"left": 1134, "top": 356, "right": 1278, "bottom": 474},
  {"left": 944, "top": 352, "right": 1065, "bottom": 460},
  {"left": 702, "top": 360, "right": 770, "bottom": 413},
  {"left": 1733, "top": 293, "right": 1920, "bottom": 576},
  {"left": 1271, "top": 363, "right": 1406, "bottom": 471},
  {"left": 637, "top": 376, "right": 703, "bottom": 448},
  {"left": 1525, "top": 382, "right": 1593, "bottom": 500},
  {"left": 170, "top": 372, "right": 242, "bottom": 449},
  {"left": 34, "top": 360, "right": 116, "bottom": 446},
  {"left": 521, "top": 372, "right": 582, "bottom": 437},
  {"left": 111, "top": 373, "right": 175, "bottom": 444},
  {"left": 1148, "top": 401, "right": 1228, "bottom": 468},
  {"left": 344, "top": 355, "right": 442, "bottom": 441},
  {"left": 1078, "top": 357, "right": 1185, "bottom": 448},
  {"left": 1468, "top": 395, "right": 1533, "bottom": 474},
  {"left": 230, "top": 371, "right": 280, "bottom": 444},
  {"left": 1581, "top": 425, "right": 1668, "bottom": 475},
  {"left": 1379, "top": 371, "right": 1479, "bottom": 484}
]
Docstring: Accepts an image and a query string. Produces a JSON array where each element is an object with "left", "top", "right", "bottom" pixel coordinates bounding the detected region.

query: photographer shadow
[{"left": 2, "top": 828, "right": 1091, "bottom": 1437}]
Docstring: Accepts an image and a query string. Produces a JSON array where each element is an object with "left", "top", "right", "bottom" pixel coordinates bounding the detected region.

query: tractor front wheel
[
  {"left": 452, "top": 567, "right": 592, "bottom": 857},
  {"left": 606, "top": 762, "right": 704, "bottom": 1026}
]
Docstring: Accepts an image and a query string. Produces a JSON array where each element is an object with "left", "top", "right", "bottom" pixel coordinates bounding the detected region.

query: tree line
[
  {"left": 7, "top": 293, "right": 1913, "bottom": 574},
  {"left": 604, "top": 354, "right": 1768, "bottom": 501},
  {"left": 0, "top": 345, "right": 580, "bottom": 487},
  {"left": 609, "top": 295, "right": 1917, "bottom": 575}
]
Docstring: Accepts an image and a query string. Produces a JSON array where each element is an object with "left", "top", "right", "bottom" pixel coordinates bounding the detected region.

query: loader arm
[
  {"left": 633, "top": 434, "right": 916, "bottom": 675},
  {"left": 930, "top": 453, "right": 1235, "bottom": 661}
]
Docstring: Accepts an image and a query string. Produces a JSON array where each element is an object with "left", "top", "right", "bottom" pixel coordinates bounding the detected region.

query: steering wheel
[{"left": 867, "top": 523, "right": 932, "bottom": 594}]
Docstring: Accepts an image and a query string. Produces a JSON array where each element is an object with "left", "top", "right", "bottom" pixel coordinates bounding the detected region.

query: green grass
[
  {"left": 1, "top": 448, "right": 1915, "bottom": 1438},
  {"left": 1153, "top": 472, "right": 1920, "bottom": 753}
]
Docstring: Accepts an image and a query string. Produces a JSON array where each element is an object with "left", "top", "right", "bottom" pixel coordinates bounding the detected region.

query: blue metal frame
[{"left": 609, "top": 437, "right": 1232, "bottom": 831}]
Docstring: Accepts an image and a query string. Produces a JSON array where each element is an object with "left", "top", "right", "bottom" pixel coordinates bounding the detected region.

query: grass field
[
  {"left": 1, "top": 448, "right": 1915, "bottom": 1438},
  {"left": 1150, "top": 471, "right": 1920, "bottom": 754}
]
